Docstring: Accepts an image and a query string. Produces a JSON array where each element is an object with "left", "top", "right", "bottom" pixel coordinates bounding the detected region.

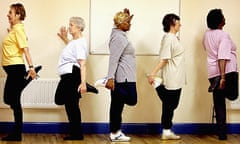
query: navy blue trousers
[{"left": 110, "top": 81, "right": 137, "bottom": 132}]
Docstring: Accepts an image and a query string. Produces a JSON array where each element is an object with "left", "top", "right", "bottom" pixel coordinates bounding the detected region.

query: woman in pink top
[{"left": 203, "top": 9, "right": 238, "bottom": 140}]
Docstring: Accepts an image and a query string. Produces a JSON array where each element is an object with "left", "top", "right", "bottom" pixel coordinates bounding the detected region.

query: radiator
[
  {"left": 0, "top": 78, "right": 61, "bottom": 108},
  {"left": 227, "top": 97, "right": 240, "bottom": 109}
]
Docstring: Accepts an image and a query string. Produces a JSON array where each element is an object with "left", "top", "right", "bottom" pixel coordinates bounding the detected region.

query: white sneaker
[
  {"left": 161, "top": 131, "right": 181, "bottom": 140},
  {"left": 94, "top": 77, "right": 107, "bottom": 87},
  {"left": 110, "top": 131, "right": 131, "bottom": 142}
]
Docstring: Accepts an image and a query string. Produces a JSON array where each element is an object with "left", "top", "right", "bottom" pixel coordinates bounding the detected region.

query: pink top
[{"left": 203, "top": 29, "right": 238, "bottom": 78}]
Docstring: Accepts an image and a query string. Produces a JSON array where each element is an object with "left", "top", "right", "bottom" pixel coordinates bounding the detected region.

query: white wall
[
  {"left": 0, "top": 0, "right": 90, "bottom": 78},
  {"left": 0, "top": 0, "right": 239, "bottom": 124}
]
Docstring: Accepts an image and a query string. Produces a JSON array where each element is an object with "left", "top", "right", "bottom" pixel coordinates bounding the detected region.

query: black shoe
[
  {"left": 23, "top": 65, "right": 42, "bottom": 88},
  {"left": 2, "top": 134, "right": 22, "bottom": 141},
  {"left": 63, "top": 135, "right": 84, "bottom": 141},
  {"left": 87, "top": 83, "right": 98, "bottom": 94},
  {"left": 25, "top": 65, "right": 42, "bottom": 80}
]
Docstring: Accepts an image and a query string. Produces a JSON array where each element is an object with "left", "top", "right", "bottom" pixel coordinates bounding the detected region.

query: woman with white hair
[
  {"left": 105, "top": 8, "right": 137, "bottom": 142},
  {"left": 55, "top": 17, "right": 97, "bottom": 141}
]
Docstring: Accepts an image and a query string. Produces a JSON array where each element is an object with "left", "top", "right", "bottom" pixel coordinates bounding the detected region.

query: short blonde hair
[
  {"left": 113, "top": 12, "right": 130, "bottom": 27},
  {"left": 70, "top": 17, "right": 85, "bottom": 31}
]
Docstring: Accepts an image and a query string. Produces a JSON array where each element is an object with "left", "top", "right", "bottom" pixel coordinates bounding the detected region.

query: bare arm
[
  {"left": 148, "top": 59, "right": 168, "bottom": 85},
  {"left": 218, "top": 59, "right": 226, "bottom": 89},
  {"left": 23, "top": 47, "right": 36, "bottom": 79},
  {"left": 78, "top": 59, "right": 87, "bottom": 94}
]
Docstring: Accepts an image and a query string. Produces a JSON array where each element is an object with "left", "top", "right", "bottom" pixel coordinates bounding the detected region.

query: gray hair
[{"left": 70, "top": 17, "right": 85, "bottom": 31}]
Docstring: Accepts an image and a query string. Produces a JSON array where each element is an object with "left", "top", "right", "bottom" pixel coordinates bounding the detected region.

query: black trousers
[
  {"left": 55, "top": 67, "right": 82, "bottom": 137},
  {"left": 3, "top": 64, "right": 29, "bottom": 134},
  {"left": 156, "top": 85, "right": 181, "bottom": 129},
  {"left": 209, "top": 72, "right": 239, "bottom": 137},
  {"left": 110, "top": 81, "right": 137, "bottom": 133},
  {"left": 212, "top": 89, "right": 227, "bottom": 137}
]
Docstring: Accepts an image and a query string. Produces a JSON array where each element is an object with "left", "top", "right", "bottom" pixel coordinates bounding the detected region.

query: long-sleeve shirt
[{"left": 107, "top": 28, "right": 136, "bottom": 82}]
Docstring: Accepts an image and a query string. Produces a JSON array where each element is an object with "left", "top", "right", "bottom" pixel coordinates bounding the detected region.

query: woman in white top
[
  {"left": 148, "top": 13, "right": 185, "bottom": 140},
  {"left": 55, "top": 17, "right": 97, "bottom": 141}
]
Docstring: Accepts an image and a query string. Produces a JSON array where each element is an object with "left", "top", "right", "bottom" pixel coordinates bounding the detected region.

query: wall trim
[{"left": 0, "top": 122, "right": 240, "bottom": 134}]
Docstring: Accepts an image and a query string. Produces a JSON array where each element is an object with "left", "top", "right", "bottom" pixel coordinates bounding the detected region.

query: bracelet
[{"left": 29, "top": 65, "right": 34, "bottom": 68}]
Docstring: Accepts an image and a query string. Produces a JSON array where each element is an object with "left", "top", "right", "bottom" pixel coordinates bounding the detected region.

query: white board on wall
[{"left": 90, "top": 0, "right": 180, "bottom": 55}]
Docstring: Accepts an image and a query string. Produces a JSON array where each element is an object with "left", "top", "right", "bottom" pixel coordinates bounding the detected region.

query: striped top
[{"left": 107, "top": 28, "right": 136, "bottom": 82}]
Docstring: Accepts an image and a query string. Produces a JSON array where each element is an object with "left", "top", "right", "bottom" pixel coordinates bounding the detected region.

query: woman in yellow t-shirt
[{"left": 1, "top": 3, "right": 41, "bottom": 141}]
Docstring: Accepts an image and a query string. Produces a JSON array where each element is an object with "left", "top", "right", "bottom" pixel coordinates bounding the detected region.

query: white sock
[
  {"left": 163, "top": 129, "right": 171, "bottom": 135},
  {"left": 111, "top": 130, "right": 121, "bottom": 136}
]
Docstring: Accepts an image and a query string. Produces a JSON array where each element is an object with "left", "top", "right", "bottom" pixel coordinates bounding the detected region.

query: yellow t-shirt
[{"left": 2, "top": 23, "right": 28, "bottom": 66}]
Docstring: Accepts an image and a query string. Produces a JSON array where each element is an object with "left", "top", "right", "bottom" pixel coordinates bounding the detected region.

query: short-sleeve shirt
[
  {"left": 2, "top": 23, "right": 27, "bottom": 66},
  {"left": 202, "top": 29, "right": 238, "bottom": 78},
  {"left": 107, "top": 28, "right": 136, "bottom": 82},
  {"left": 58, "top": 37, "right": 88, "bottom": 75},
  {"left": 159, "top": 33, "right": 185, "bottom": 90}
]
